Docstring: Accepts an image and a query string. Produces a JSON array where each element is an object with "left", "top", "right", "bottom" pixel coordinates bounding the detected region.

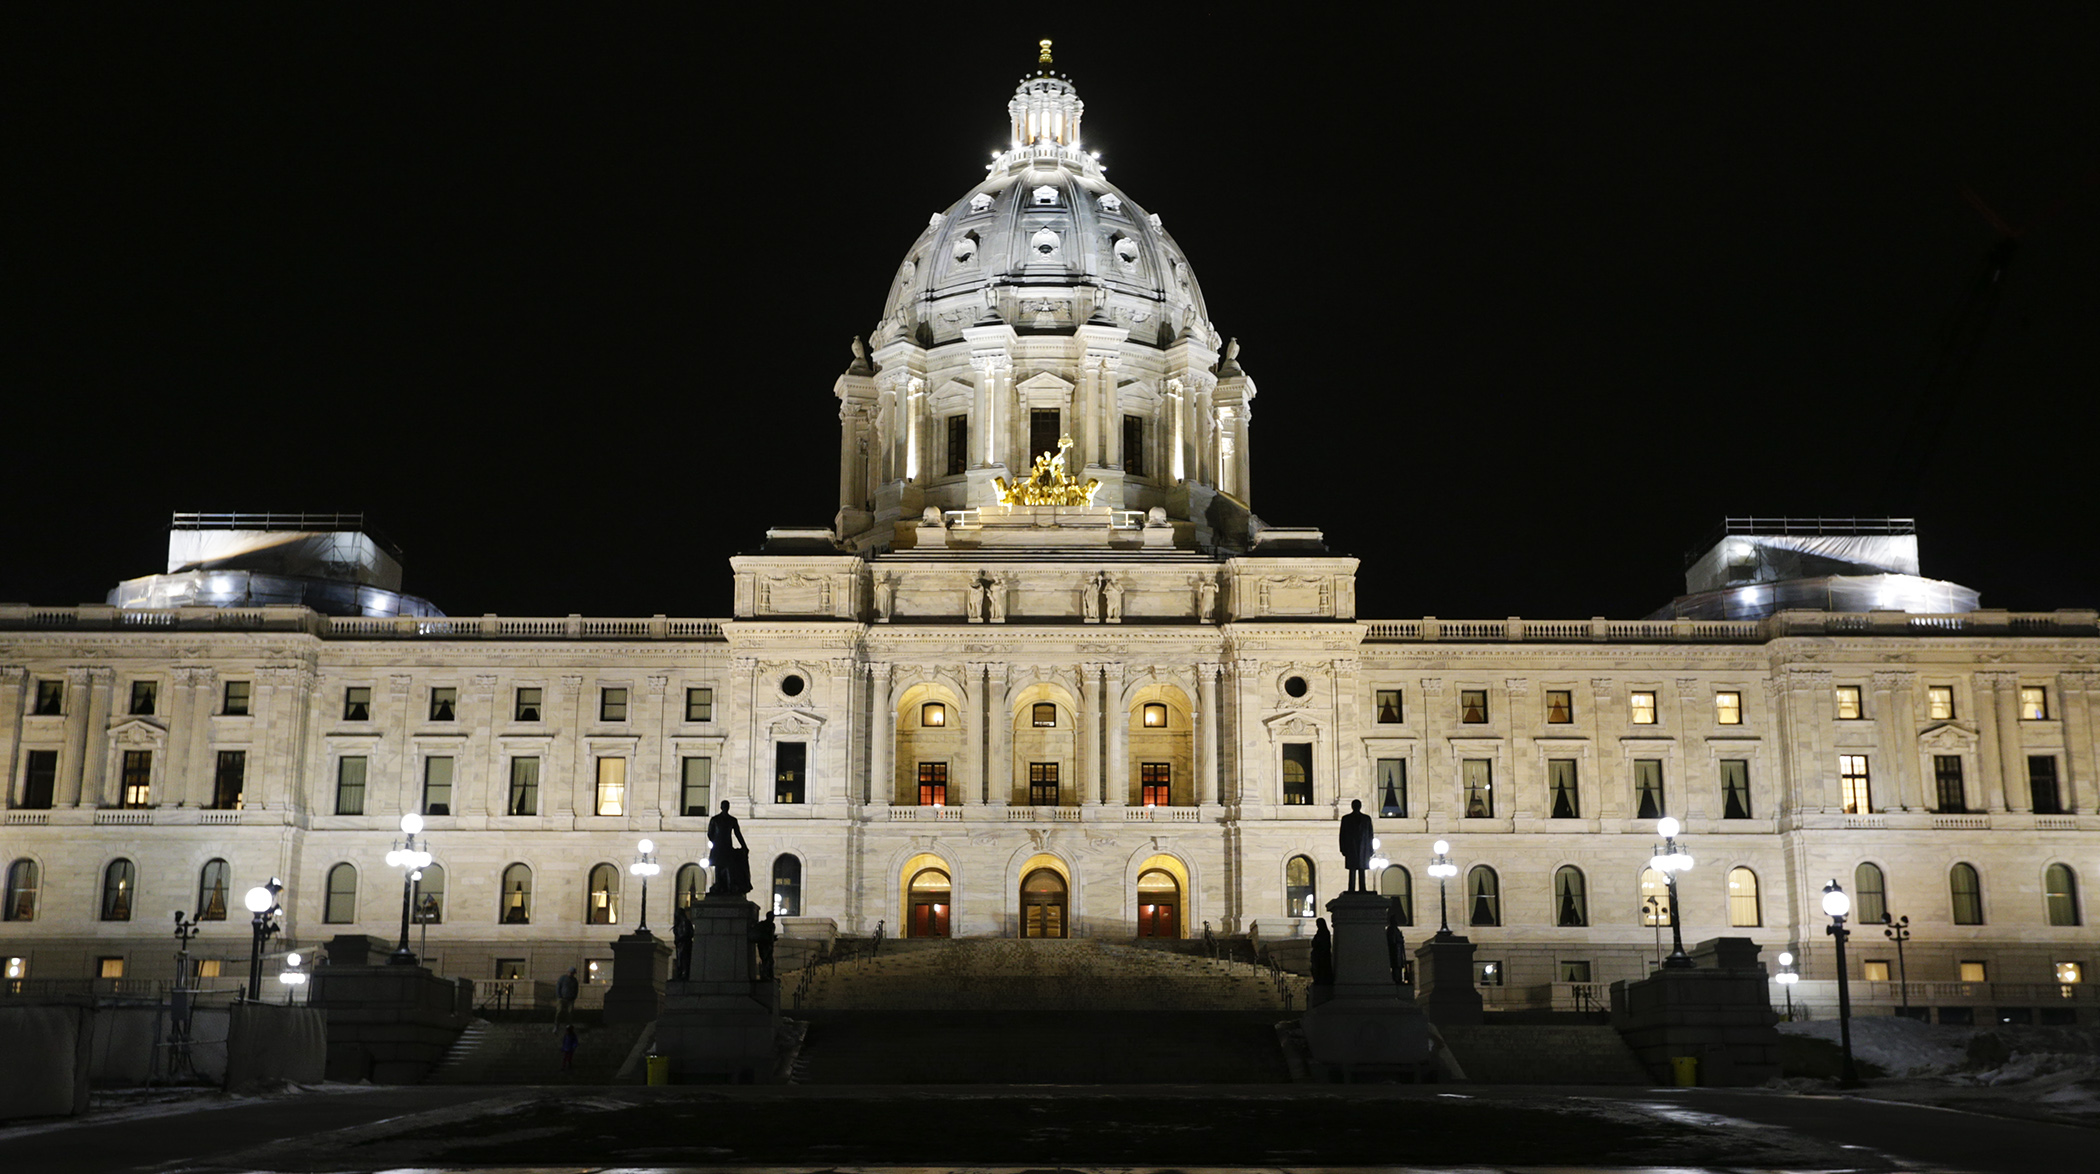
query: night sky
[{"left": 11, "top": 9, "right": 2098, "bottom": 621}]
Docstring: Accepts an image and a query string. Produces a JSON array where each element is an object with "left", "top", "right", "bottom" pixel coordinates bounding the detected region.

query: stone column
[
  {"left": 0, "top": 667, "right": 25, "bottom": 806},
  {"left": 1589, "top": 678, "right": 1621, "bottom": 819},
  {"left": 1103, "top": 663, "right": 1127, "bottom": 807},
  {"left": 56, "top": 667, "right": 92, "bottom": 808},
  {"left": 1780, "top": 670, "right": 1834, "bottom": 812},
  {"left": 965, "top": 661, "right": 988, "bottom": 806},
  {"left": 1197, "top": 662, "right": 1221, "bottom": 806},
  {"left": 836, "top": 403, "right": 861, "bottom": 511},
  {"left": 1335, "top": 660, "right": 1364, "bottom": 807},
  {"left": 1215, "top": 405, "right": 1238, "bottom": 500},
  {"left": 1873, "top": 672, "right": 1919, "bottom": 811},
  {"left": 2062, "top": 672, "right": 2099, "bottom": 815},
  {"left": 986, "top": 663, "right": 1011, "bottom": 806},
  {"left": 1080, "top": 663, "right": 1102, "bottom": 805},
  {"left": 1420, "top": 677, "right": 1449, "bottom": 815},
  {"left": 75, "top": 668, "right": 113, "bottom": 808},
  {"left": 1164, "top": 379, "right": 1183, "bottom": 480},
  {"left": 867, "top": 663, "right": 893, "bottom": 807},
  {"left": 1985, "top": 673, "right": 2027, "bottom": 812},
  {"left": 180, "top": 666, "right": 218, "bottom": 809},
  {"left": 1972, "top": 673, "right": 2007, "bottom": 812}
]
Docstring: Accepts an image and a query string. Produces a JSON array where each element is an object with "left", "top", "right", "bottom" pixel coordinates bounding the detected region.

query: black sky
[{"left": 10, "top": 8, "right": 2098, "bottom": 621}]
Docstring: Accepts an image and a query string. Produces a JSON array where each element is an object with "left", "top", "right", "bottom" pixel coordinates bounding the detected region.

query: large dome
[{"left": 870, "top": 64, "right": 1216, "bottom": 354}]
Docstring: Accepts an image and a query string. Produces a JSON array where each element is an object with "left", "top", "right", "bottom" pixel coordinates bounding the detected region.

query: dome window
[
  {"left": 1030, "top": 227, "right": 1061, "bottom": 259},
  {"left": 970, "top": 192, "right": 993, "bottom": 214},
  {"left": 1098, "top": 193, "right": 1122, "bottom": 213},
  {"left": 1031, "top": 185, "right": 1059, "bottom": 206},
  {"left": 951, "top": 234, "right": 979, "bottom": 266},
  {"left": 1112, "top": 236, "right": 1139, "bottom": 270}
]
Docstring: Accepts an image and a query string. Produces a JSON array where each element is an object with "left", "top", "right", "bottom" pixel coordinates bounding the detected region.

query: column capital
[
  {"left": 559, "top": 673, "right": 586, "bottom": 696},
  {"left": 1973, "top": 671, "right": 2018, "bottom": 690},
  {"left": 1197, "top": 661, "right": 1225, "bottom": 681},
  {"left": 1503, "top": 677, "right": 1530, "bottom": 696},
  {"left": 1871, "top": 670, "right": 1915, "bottom": 691},
  {"left": 1419, "top": 677, "right": 1446, "bottom": 697}
]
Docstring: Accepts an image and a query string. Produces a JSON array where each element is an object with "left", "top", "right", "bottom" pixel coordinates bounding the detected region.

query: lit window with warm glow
[
  {"left": 2058, "top": 962, "right": 2083, "bottom": 985},
  {"left": 1142, "top": 703, "right": 1167, "bottom": 728},
  {"left": 2020, "top": 686, "right": 2049, "bottom": 720},
  {"left": 595, "top": 757, "right": 627, "bottom": 816},
  {"left": 1629, "top": 691, "right": 1657, "bottom": 725},
  {"left": 1835, "top": 686, "right": 1863, "bottom": 720},
  {"left": 1959, "top": 960, "right": 1987, "bottom": 983},
  {"left": 1545, "top": 689, "right": 1573, "bottom": 724},
  {"left": 1839, "top": 755, "right": 1872, "bottom": 814},
  {"left": 1927, "top": 685, "right": 1955, "bottom": 720},
  {"left": 918, "top": 762, "right": 948, "bottom": 807},
  {"left": 921, "top": 702, "right": 946, "bottom": 728},
  {"left": 1714, "top": 691, "right": 1742, "bottom": 725},
  {"left": 1863, "top": 960, "right": 1890, "bottom": 982},
  {"left": 1032, "top": 703, "right": 1057, "bottom": 728}
]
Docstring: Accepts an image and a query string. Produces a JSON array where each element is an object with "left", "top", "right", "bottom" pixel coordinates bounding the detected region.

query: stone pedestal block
[
  {"left": 1610, "top": 936, "right": 1781, "bottom": 1086},
  {"left": 602, "top": 931, "right": 671, "bottom": 1025},
  {"left": 1301, "top": 892, "right": 1432, "bottom": 1080},
  {"left": 308, "top": 964, "right": 472, "bottom": 1084},
  {"left": 1413, "top": 933, "right": 1483, "bottom": 1026},
  {"left": 651, "top": 896, "right": 786, "bottom": 1082}
]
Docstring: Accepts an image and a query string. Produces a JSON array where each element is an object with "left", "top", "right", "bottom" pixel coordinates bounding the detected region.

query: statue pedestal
[
  {"left": 652, "top": 896, "right": 785, "bottom": 1083},
  {"left": 1414, "top": 931, "right": 1484, "bottom": 1026},
  {"left": 1609, "top": 937, "right": 1781, "bottom": 1086},
  {"left": 1300, "top": 892, "right": 1432, "bottom": 1080},
  {"left": 602, "top": 930, "right": 670, "bottom": 1025}
]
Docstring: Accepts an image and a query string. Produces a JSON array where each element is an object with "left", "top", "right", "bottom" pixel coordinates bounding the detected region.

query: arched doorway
[
  {"left": 909, "top": 867, "right": 951, "bottom": 937},
  {"left": 1021, "top": 868, "right": 1067, "bottom": 938},
  {"left": 1136, "top": 869, "right": 1179, "bottom": 938}
]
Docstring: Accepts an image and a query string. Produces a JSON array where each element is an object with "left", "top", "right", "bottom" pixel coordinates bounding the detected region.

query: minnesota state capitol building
[{"left": 3, "top": 50, "right": 2095, "bottom": 1022}]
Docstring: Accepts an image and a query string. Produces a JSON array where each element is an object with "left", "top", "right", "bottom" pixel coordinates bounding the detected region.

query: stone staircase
[
  {"left": 799, "top": 937, "right": 1303, "bottom": 1012},
  {"left": 1436, "top": 1024, "right": 1654, "bottom": 1085},
  {"left": 426, "top": 1018, "right": 648, "bottom": 1084}
]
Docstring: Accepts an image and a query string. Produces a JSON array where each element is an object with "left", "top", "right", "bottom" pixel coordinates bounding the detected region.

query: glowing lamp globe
[
  {"left": 399, "top": 813, "right": 423, "bottom": 836},
  {"left": 243, "top": 886, "right": 275, "bottom": 914},
  {"left": 286, "top": 952, "right": 302, "bottom": 967},
  {"left": 1822, "top": 885, "right": 1851, "bottom": 919},
  {"left": 1433, "top": 840, "right": 1449, "bottom": 855},
  {"left": 1657, "top": 817, "right": 1681, "bottom": 839},
  {"left": 1778, "top": 951, "right": 1793, "bottom": 967},
  {"left": 638, "top": 839, "right": 654, "bottom": 855}
]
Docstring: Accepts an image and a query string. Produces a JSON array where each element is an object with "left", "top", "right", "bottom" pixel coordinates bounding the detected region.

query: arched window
[
  {"left": 587, "top": 864, "right": 621, "bottom": 925},
  {"left": 415, "top": 863, "right": 445, "bottom": 926},
  {"left": 4, "top": 859, "right": 37, "bottom": 922},
  {"left": 675, "top": 863, "right": 705, "bottom": 910},
  {"left": 501, "top": 863, "right": 533, "bottom": 924},
  {"left": 2045, "top": 864, "right": 2080, "bottom": 926},
  {"left": 1379, "top": 864, "right": 1413, "bottom": 926},
  {"left": 323, "top": 863, "right": 357, "bottom": 924},
  {"left": 772, "top": 854, "right": 802, "bottom": 917},
  {"left": 1949, "top": 862, "right": 1983, "bottom": 925},
  {"left": 1638, "top": 867, "right": 1671, "bottom": 927},
  {"left": 1468, "top": 866, "right": 1501, "bottom": 926},
  {"left": 197, "top": 859, "right": 230, "bottom": 921},
  {"left": 1854, "top": 862, "right": 1887, "bottom": 925},
  {"left": 1727, "top": 867, "right": 1761, "bottom": 927},
  {"left": 101, "top": 859, "right": 136, "bottom": 922},
  {"left": 1554, "top": 866, "right": 1587, "bottom": 927},
  {"left": 1285, "top": 855, "right": 1315, "bottom": 918}
]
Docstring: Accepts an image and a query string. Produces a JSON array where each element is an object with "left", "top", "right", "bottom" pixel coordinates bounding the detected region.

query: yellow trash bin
[
  {"left": 1670, "top": 1056, "right": 1698, "bottom": 1087},
  {"left": 647, "top": 1054, "right": 671, "bottom": 1086}
]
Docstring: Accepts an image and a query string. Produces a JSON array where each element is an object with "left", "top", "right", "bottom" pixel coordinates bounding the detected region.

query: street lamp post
[
  {"left": 630, "top": 839, "right": 661, "bottom": 935},
  {"left": 1823, "top": 879, "right": 1863, "bottom": 1087},
  {"left": 1426, "top": 840, "right": 1457, "bottom": 938},
  {"left": 1775, "top": 950, "right": 1799, "bottom": 1021},
  {"left": 384, "top": 814, "right": 433, "bottom": 966},
  {"left": 1882, "top": 912, "right": 1912, "bottom": 1017},
  {"left": 1649, "top": 817, "right": 1695, "bottom": 969},
  {"left": 278, "top": 951, "right": 308, "bottom": 1005},
  {"left": 1644, "top": 896, "right": 1663, "bottom": 968},
  {"left": 242, "top": 879, "right": 283, "bottom": 1001}
]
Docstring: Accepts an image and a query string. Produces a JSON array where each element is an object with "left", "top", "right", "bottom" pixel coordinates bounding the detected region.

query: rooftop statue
[{"left": 994, "top": 434, "right": 1101, "bottom": 507}]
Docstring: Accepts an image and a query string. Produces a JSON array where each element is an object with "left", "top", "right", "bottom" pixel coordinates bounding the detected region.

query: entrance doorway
[
  {"left": 1136, "top": 869, "right": 1179, "bottom": 938},
  {"left": 1020, "top": 868, "right": 1067, "bottom": 938},
  {"left": 908, "top": 867, "right": 951, "bottom": 937}
]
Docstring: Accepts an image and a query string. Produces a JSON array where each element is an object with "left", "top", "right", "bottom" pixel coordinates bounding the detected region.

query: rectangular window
[
  {"left": 1029, "top": 762, "right": 1059, "bottom": 806},
  {"left": 21, "top": 750, "right": 58, "bottom": 809},
  {"left": 918, "top": 762, "right": 949, "bottom": 806},
  {"left": 1474, "top": 960, "right": 1504, "bottom": 987},
  {"left": 129, "top": 680, "right": 157, "bottom": 716},
  {"left": 1863, "top": 960, "right": 1891, "bottom": 982},
  {"left": 1547, "top": 759, "right": 1579, "bottom": 819},
  {"left": 1376, "top": 758, "right": 1408, "bottom": 817},
  {"left": 1029, "top": 408, "right": 1061, "bottom": 464},
  {"left": 2058, "top": 962, "right": 2083, "bottom": 985},
  {"left": 1545, "top": 689, "right": 1573, "bottom": 724},
  {"left": 2029, "top": 756, "right": 2064, "bottom": 815},
  {"left": 1714, "top": 691, "right": 1742, "bottom": 725},
  {"left": 680, "top": 757, "right": 711, "bottom": 816},
  {"left": 1374, "top": 689, "right": 1403, "bottom": 724},
  {"left": 343, "top": 687, "right": 371, "bottom": 721},
  {"left": 600, "top": 687, "right": 628, "bottom": 722},
  {"left": 1122, "top": 414, "right": 1145, "bottom": 477},
  {"left": 97, "top": 957, "right": 125, "bottom": 979},
  {"left": 507, "top": 757, "right": 540, "bottom": 816},
  {"left": 1281, "top": 743, "right": 1313, "bottom": 805},
  {"left": 32, "top": 680, "right": 64, "bottom": 716},
  {"left": 211, "top": 750, "right": 245, "bottom": 810},
  {"left": 1933, "top": 755, "right": 1965, "bottom": 813},
  {"left": 423, "top": 757, "right": 454, "bottom": 816},
  {"left": 685, "top": 687, "right": 713, "bottom": 722},
  {"left": 1629, "top": 690, "right": 1657, "bottom": 725},
  {"left": 595, "top": 757, "right": 628, "bottom": 815},
  {"left": 1140, "top": 762, "right": 1171, "bottom": 806},
  {"left": 2019, "top": 686, "right": 2048, "bottom": 720},
  {"left": 223, "top": 680, "right": 251, "bottom": 716},
  {"left": 1839, "top": 754, "right": 1872, "bottom": 814},
  {"left": 336, "top": 757, "right": 367, "bottom": 816},
  {"left": 1835, "top": 685, "right": 1862, "bottom": 720},
  {"left": 1633, "top": 759, "right": 1665, "bottom": 820},
  {"left": 1463, "top": 758, "right": 1494, "bottom": 818},
  {"left": 494, "top": 958, "right": 526, "bottom": 980},
  {"left": 945, "top": 414, "right": 968, "bottom": 477},
  {"left": 1720, "top": 759, "right": 1752, "bottom": 820},
  {"left": 121, "top": 751, "right": 152, "bottom": 808},
  {"left": 1459, "top": 690, "right": 1488, "bottom": 724},
  {"left": 1927, "top": 685, "right": 1955, "bottom": 721},
  {"left": 774, "top": 742, "right": 806, "bottom": 804},
  {"left": 514, "top": 687, "right": 542, "bottom": 722},
  {"left": 1959, "top": 960, "right": 1988, "bottom": 983},
  {"left": 428, "top": 687, "right": 456, "bottom": 721},
  {"left": 195, "top": 959, "right": 222, "bottom": 979},
  {"left": 1558, "top": 960, "right": 1592, "bottom": 984},
  {"left": 1032, "top": 702, "right": 1057, "bottom": 728}
]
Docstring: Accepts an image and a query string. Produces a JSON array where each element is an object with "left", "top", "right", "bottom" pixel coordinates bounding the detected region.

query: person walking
[
  {"left": 559, "top": 1026, "right": 578, "bottom": 1074},
  {"left": 554, "top": 966, "right": 579, "bottom": 1032}
]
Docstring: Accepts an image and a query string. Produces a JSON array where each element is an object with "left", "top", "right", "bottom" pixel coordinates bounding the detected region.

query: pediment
[
  {"left": 1016, "top": 371, "right": 1074, "bottom": 408},
  {"left": 767, "top": 710, "right": 826, "bottom": 735},
  {"left": 1918, "top": 722, "right": 1978, "bottom": 752},
  {"left": 107, "top": 718, "right": 166, "bottom": 746},
  {"left": 1262, "top": 712, "right": 1322, "bottom": 741},
  {"left": 929, "top": 377, "right": 974, "bottom": 412}
]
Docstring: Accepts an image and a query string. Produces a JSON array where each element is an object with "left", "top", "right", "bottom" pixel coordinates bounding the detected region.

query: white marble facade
[{"left": 3, "top": 57, "right": 2096, "bottom": 1008}]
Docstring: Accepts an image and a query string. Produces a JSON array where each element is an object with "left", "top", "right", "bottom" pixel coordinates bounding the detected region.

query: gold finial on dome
[{"left": 1039, "top": 39, "right": 1053, "bottom": 65}]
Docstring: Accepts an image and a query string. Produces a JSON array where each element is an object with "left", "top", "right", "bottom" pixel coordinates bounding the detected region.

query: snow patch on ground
[{"left": 1779, "top": 1016, "right": 2100, "bottom": 1125}]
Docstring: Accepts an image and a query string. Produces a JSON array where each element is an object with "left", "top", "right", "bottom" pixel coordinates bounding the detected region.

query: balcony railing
[{"left": 1360, "top": 610, "right": 2095, "bottom": 643}]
